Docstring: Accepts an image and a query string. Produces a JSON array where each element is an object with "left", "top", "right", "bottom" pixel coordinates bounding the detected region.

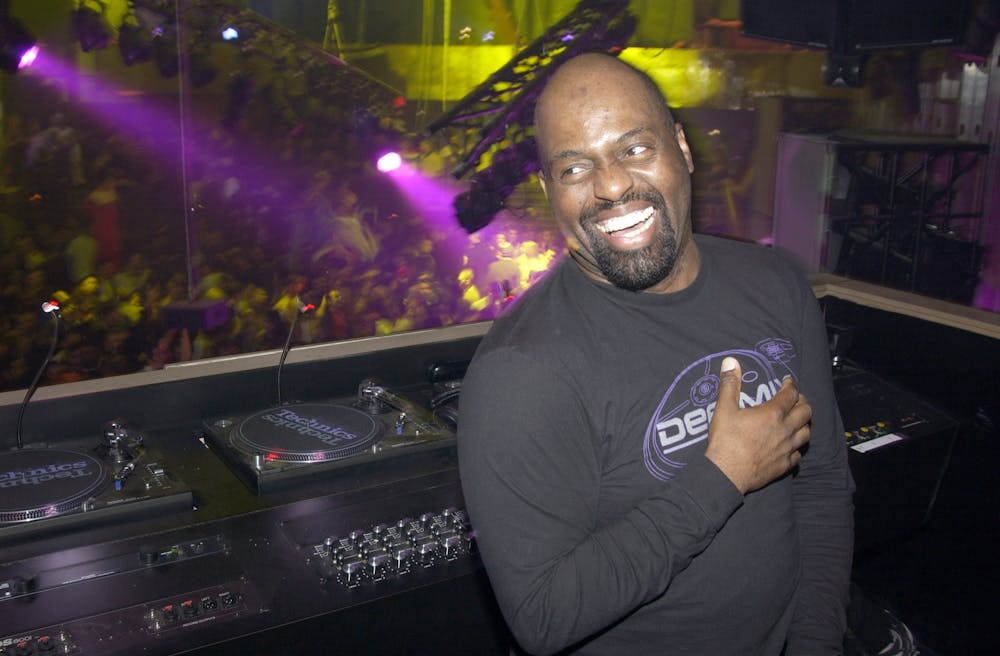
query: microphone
[
  {"left": 16, "top": 299, "right": 64, "bottom": 449},
  {"left": 277, "top": 296, "right": 314, "bottom": 406}
]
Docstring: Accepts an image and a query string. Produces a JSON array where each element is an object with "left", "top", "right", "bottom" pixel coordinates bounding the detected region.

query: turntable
[
  {"left": 0, "top": 420, "right": 193, "bottom": 542},
  {"left": 201, "top": 378, "right": 458, "bottom": 493}
]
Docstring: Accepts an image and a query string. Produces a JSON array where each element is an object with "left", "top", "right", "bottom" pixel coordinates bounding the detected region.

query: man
[{"left": 457, "top": 53, "right": 854, "bottom": 655}]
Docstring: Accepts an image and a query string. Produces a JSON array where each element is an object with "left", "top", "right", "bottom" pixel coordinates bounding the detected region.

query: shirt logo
[{"left": 643, "top": 340, "right": 797, "bottom": 481}]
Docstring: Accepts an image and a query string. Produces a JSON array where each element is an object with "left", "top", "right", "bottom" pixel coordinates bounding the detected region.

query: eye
[
  {"left": 559, "top": 162, "right": 590, "bottom": 181},
  {"left": 625, "top": 144, "right": 650, "bottom": 158}
]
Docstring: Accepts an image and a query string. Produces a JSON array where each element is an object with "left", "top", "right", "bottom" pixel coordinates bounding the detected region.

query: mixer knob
[
  {"left": 161, "top": 604, "right": 179, "bottom": 623},
  {"left": 35, "top": 636, "right": 55, "bottom": 653},
  {"left": 439, "top": 531, "right": 462, "bottom": 557},
  {"left": 219, "top": 592, "right": 242, "bottom": 609},
  {"left": 181, "top": 599, "right": 198, "bottom": 617},
  {"left": 0, "top": 574, "right": 32, "bottom": 597},
  {"left": 414, "top": 535, "right": 438, "bottom": 562},
  {"left": 389, "top": 540, "right": 413, "bottom": 568},
  {"left": 348, "top": 529, "right": 366, "bottom": 543},
  {"left": 368, "top": 549, "right": 390, "bottom": 575},
  {"left": 419, "top": 512, "right": 435, "bottom": 525},
  {"left": 341, "top": 556, "right": 365, "bottom": 583},
  {"left": 139, "top": 544, "right": 161, "bottom": 565}
]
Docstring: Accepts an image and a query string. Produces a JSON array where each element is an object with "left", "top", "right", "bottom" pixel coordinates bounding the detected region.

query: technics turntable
[
  {"left": 0, "top": 419, "right": 193, "bottom": 542},
  {"left": 201, "top": 378, "right": 458, "bottom": 493}
]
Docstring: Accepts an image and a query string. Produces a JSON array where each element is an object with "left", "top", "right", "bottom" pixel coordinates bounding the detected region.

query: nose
[{"left": 592, "top": 159, "right": 633, "bottom": 202}]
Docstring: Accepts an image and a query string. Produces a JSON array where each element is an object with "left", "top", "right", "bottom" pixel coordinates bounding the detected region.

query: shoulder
[
  {"left": 697, "top": 234, "right": 813, "bottom": 302},
  {"left": 466, "top": 257, "right": 592, "bottom": 389},
  {"left": 475, "top": 257, "right": 574, "bottom": 352},
  {"left": 697, "top": 234, "right": 796, "bottom": 271}
]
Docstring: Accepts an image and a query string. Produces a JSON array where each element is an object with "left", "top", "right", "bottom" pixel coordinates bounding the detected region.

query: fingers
[
  {"left": 770, "top": 376, "right": 802, "bottom": 414},
  {"left": 782, "top": 383, "right": 812, "bottom": 433},
  {"left": 716, "top": 356, "right": 742, "bottom": 413}
]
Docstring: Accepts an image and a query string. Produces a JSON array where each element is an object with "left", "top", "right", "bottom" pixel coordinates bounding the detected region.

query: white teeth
[{"left": 597, "top": 206, "right": 654, "bottom": 234}]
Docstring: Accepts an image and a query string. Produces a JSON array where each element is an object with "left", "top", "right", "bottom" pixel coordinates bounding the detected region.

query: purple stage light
[
  {"left": 0, "top": 15, "right": 37, "bottom": 73},
  {"left": 376, "top": 152, "right": 402, "bottom": 172},
  {"left": 19, "top": 45, "right": 38, "bottom": 69}
]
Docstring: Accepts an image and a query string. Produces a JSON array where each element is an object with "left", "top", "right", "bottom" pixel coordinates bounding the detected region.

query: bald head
[
  {"left": 534, "top": 54, "right": 675, "bottom": 173},
  {"left": 528, "top": 52, "right": 699, "bottom": 294}
]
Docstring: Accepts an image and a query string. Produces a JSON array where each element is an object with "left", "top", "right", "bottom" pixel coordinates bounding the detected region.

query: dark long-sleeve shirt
[{"left": 458, "top": 235, "right": 854, "bottom": 655}]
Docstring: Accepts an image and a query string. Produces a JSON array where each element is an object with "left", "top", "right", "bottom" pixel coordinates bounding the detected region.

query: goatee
[{"left": 579, "top": 190, "right": 678, "bottom": 292}]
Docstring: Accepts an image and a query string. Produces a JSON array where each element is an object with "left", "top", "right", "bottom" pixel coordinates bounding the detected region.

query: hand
[{"left": 704, "top": 356, "right": 812, "bottom": 494}]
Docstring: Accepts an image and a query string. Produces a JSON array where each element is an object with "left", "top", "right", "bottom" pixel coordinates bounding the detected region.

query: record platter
[
  {"left": 0, "top": 420, "right": 193, "bottom": 542},
  {"left": 201, "top": 378, "right": 458, "bottom": 493}
]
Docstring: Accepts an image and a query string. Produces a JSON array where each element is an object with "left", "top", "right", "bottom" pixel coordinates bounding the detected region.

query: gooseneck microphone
[
  {"left": 15, "top": 300, "right": 63, "bottom": 450},
  {"left": 276, "top": 297, "right": 315, "bottom": 407}
]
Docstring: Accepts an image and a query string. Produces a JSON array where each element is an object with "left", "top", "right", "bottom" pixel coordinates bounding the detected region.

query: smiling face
[{"left": 535, "top": 54, "right": 698, "bottom": 293}]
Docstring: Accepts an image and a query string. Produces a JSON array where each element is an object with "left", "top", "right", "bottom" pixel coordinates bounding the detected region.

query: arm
[
  {"left": 785, "top": 292, "right": 856, "bottom": 654},
  {"left": 457, "top": 348, "right": 743, "bottom": 655}
]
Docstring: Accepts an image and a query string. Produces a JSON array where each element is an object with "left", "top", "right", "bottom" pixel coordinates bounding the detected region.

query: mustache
[{"left": 579, "top": 189, "right": 668, "bottom": 225}]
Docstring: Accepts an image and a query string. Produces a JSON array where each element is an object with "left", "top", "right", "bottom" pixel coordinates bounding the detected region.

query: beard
[{"left": 579, "top": 189, "right": 680, "bottom": 292}]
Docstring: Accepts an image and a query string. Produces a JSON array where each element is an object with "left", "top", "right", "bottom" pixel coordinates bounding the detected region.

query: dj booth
[
  {"left": 1, "top": 278, "right": 995, "bottom": 655},
  {"left": 0, "top": 322, "right": 512, "bottom": 655}
]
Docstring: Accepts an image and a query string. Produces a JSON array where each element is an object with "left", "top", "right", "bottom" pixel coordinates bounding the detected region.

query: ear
[
  {"left": 537, "top": 169, "right": 550, "bottom": 201},
  {"left": 674, "top": 123, "right": 695, "bottom": 174}
]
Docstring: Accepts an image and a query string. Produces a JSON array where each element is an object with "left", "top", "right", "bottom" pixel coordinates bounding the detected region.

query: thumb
[{"left": 716, "top": 356, "right": 742, "bottom": 411}]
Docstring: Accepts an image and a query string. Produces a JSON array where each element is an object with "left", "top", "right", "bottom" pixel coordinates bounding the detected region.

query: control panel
[
  {"left": 833, "top": 365, "right": 958, "bottom": 551},
  {"left": 304, "top": 507, "right": 475, "bottom": 588}
]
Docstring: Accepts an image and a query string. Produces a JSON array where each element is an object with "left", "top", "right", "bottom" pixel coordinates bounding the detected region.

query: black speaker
[
  {"left": 741, "top": 0, "right": 842, "bottom": 49},
  {"left": 846, "top": 0, "right": 970, "bottom": 51}
]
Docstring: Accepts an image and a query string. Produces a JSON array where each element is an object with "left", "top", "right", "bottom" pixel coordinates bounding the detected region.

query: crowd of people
[{"left": 0, "top": 79, "right": 563, "bottom": 394}]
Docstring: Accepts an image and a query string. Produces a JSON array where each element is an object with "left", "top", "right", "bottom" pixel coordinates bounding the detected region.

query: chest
[{"left": 575, "top": 297, "right": 803, "bottom": 519}]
